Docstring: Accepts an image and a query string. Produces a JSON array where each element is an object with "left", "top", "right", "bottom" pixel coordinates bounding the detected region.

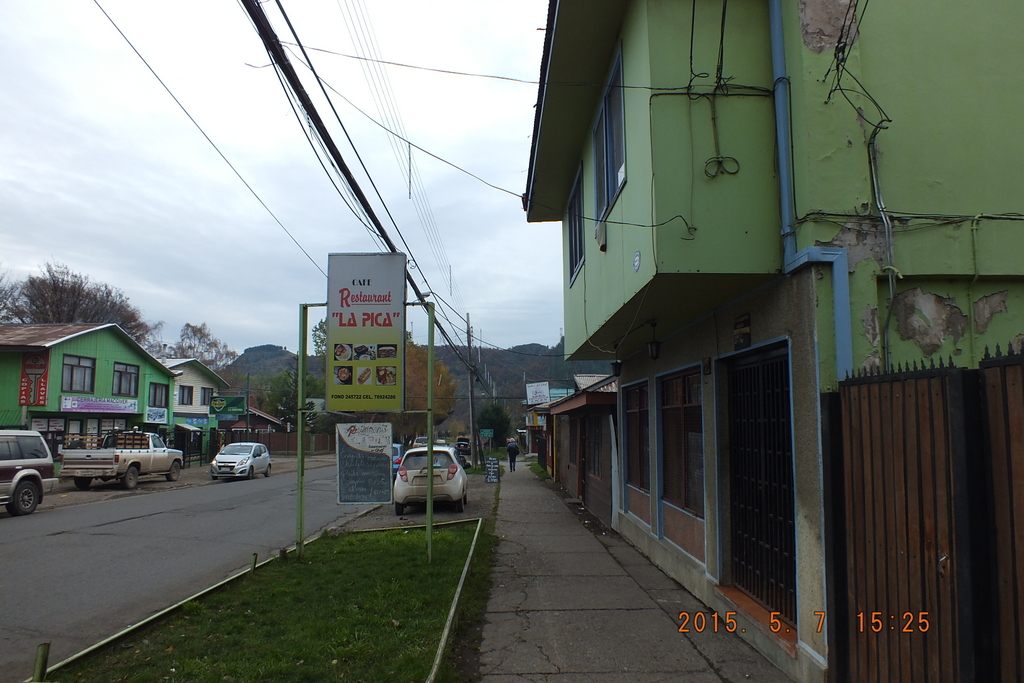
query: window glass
[
  {"left": 179, "top": 385, "right": 194, "bottom": 406},
  {"left": 625, "top": 382, "right": 650, "bottom": 491},
  {"left": 15, "top": 436, "right": 47, "bottom": 459},
  {"left": 152, "top": 435, "right": 166, "bottom": 449},
  {"left": 594, "top": 56, "right": 625, "bottom": 220},
  {"left": 62, "top": 355, "right": 96, "bottom": 393},
  {"left": 661, "top": 370, "right": 704, "bottom": 516},
  {"left": 200, "top": 387, "right": 214, "bottom": 406},
  {"left": 150, "top": 383, "right": 169, "bottom": 408},
  {"left": 568, "top": 176, "right": 584, "bottom": 281},
  {"left": 112, "top": 363, "right": 140, "bottom": 397},
  {"left": 0, "top": 437, "right": 17, "bottom": 461}
]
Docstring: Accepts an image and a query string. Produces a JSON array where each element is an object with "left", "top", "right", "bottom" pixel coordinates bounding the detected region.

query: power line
[{"left": 92, "top": 0, "right": 326, "bottom": 278}]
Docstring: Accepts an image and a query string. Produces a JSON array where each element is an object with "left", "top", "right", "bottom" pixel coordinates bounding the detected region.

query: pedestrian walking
[{"left": 506, "top": 437, "right": 520, "bottom": 472}]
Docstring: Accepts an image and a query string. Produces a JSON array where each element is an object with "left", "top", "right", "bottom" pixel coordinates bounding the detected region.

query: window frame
[
  {"left": 149, "top": 383, "right": 169, "bottom": 408},
  {"left": 625, "top": 381, "right": 650, "bottom": 492},
  {"left": 200, "top": 387, "right": 214, "bottom": 406},
  {"left": 178, "top": 385, "right": 194, "bottom": 406},
  {"left": 567, "top": 171, "right": 584, "bottom": 284},
  {"left": 593, "top": 54, "right": 625, "bottom": 222},
  {"left": 62, "top": 355, "right": 96, "bottom": 393},
  {"left": 111, "top": 362, "right": 140, "bottom": 397},
  {"left": 660, "top": 369, "right": 705, "bottom": 517}
]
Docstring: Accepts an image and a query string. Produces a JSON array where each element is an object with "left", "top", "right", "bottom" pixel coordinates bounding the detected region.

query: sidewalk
[{"left": 478, "top": 458, "right": 796, "bottom": 682}]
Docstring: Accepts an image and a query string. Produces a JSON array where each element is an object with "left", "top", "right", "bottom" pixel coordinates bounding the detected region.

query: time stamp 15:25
[{"left": 677, "top": 611, "right": 932, "bottom": 634}]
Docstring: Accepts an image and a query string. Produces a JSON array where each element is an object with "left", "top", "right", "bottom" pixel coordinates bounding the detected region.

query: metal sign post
[{"left": 297, "top": 302, "right": 325, "bottom": 559}]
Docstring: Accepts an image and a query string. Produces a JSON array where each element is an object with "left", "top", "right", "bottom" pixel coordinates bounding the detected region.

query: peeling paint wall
[
  {"left": 817, "top": 222, "right": 886, "bottom": 272},
  {"left": 891, "top": 287, "right": 968, "bottom": 357},
  {"left": 798, "top": 0, "right": 859, "bottom": 53},
  {"left": 973, "top": 290, "right": 1008, "bottom": 335}
]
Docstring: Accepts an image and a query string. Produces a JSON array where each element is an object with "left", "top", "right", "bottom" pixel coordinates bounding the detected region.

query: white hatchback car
[
  {"left": 210, "top": 442, "right": 271, "bottom": 480},
  {"left": 393, "top": 446, "right": 467, "bottom": 515}
]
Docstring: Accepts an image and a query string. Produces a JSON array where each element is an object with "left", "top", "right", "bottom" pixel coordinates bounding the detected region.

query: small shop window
[
  {"left": 62, "top": 355, "right": 95, "bottom": 393},
  {"left": 112, "top": 362, "right": 139, "bottom": 397}
]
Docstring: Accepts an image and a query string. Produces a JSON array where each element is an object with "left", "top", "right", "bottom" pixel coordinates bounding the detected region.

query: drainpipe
[{"left": 769, "top": 0, "right": 853, "bottom": 380}]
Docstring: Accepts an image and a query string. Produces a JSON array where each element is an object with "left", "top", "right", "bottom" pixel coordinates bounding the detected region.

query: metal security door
[{"left": 729, "top": 345, "right": 796, "bottom": 623}]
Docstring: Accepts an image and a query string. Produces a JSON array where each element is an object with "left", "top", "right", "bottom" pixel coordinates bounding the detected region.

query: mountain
[{"left": 224, "top": 344, "right": 325, "bottom": 378}]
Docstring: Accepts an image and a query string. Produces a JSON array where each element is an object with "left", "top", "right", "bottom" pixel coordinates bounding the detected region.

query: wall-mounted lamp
[
  {"left": 647, "top": 321, "right": 661, "bottom": 360},
  {"left": 610, "top": 360, "right": 622, "bottom": 376}
]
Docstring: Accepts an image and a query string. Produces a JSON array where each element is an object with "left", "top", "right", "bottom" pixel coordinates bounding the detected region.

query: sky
[{"left": 0, "top": 0, "right": 561, "bottom": 356}]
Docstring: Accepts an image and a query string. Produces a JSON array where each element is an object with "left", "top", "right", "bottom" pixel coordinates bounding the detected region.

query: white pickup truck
[{"left": 60, "top": 431, "right": 184, "bottom": 490}]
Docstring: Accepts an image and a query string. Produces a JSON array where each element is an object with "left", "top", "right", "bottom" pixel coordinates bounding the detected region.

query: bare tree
[
  {"left": 0, "top": 266, "right": 19, "bottom": 323},
  {"left": 171, "top": 322, "right": 238, "bottom": 369},
  {"left": 8, "top": 262, "right": 160, "bottom": 346}
]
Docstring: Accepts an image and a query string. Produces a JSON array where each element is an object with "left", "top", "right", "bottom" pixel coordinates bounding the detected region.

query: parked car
[
  {"left": 61, "top": 430, "right": 182, "bottom": 490},
  {"left": 391, "top": 443, "right": 403, "bottom": 480},
  {"left": 413, "top": 436, "right": 429, "bottom": 447},
  {"left": 454, "top": 437, "right": 471, "bottom": 469},
  {"left": 210, "top": 442, "right": 272, "bottom": 480},
  {"left": 0, "top": 430, "right": 58, "bottom": 516},
  {"left": 393, "top": 446, "right": 467, "bottom": 516}
]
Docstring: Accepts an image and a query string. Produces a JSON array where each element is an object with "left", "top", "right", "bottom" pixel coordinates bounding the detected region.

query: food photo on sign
[{"left": 334, "top": 365, "right": 353, "bottom": 385}]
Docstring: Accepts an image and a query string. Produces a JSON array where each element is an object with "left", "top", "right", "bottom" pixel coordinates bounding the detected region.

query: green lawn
[{"left": 57, "top": 523, "right": 491, "bottom": 683}]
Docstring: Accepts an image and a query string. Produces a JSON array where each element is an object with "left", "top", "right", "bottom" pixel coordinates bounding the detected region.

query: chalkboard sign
[
  {"left": 337, "top": 422, "right": 393, "bottom": 504},
  {"left": 484, "top": 456, "right": 500, "bottom": 483}
]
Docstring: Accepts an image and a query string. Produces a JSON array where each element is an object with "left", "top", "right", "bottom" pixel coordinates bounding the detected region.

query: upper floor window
[
  {"left": 661, "top": 370, "right": 704, "bottom": 516},
  {"left": 62, "top": 355, "right": 95, "bottom": 393},
  {"left": 200, "top": 387, "right": 214, "bottom": 406},
  {"left": 112, "top": 363, "right": 139, "bottom": 397},
  {"left": 150, "top": 383, "right": 168, "bottom": 408},
  {"left": 568, "top": 175, "right": 584, "bottom": 282},
  {"left": 179, "top": 385, "right": 194, "bottom": 406},
  {"left": 625, "top": 381, "right": 650, "bottom": 492},
  {"left": 594, "top": 56, "right": 625, "bottom": 220}
]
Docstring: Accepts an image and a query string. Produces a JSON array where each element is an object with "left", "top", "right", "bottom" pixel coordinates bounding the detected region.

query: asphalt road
[{"left": 0, "top": 464, "right": 373, "bottom": 683}]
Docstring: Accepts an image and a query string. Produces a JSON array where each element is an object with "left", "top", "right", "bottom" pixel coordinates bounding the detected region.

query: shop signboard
[
  {"left": 19, "top": 351, "right": 49, "bottom": 406},
  {"left": 326, "top": 253, "right": 406, "bottom": 413},
  {"left": 62, "top": 396, "right": 138, "bottom": 414},
  {"left": 209, "top": 396, "right": 246, "bottom": 414},
  {"left": 337, "top": 422, "right": 393, "bottom": 504}
]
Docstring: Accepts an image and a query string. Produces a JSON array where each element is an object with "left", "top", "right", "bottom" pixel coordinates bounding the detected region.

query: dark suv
[{"left": 0, "top": 430, "right": 58, "bottom": 516}]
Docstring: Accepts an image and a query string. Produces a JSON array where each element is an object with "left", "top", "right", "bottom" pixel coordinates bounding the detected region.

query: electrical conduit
[{"left": 769, "top": 0, "right": 853, "bottom": 380}]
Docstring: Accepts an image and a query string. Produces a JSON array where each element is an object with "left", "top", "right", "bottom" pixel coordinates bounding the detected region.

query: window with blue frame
[{"left": 594, "top": 56, "right": 625, "bottom": 221}]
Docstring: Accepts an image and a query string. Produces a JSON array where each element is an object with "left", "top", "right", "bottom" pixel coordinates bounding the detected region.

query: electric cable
[{"left": 93, "top": 0, "right": 327, "bottom": 278}]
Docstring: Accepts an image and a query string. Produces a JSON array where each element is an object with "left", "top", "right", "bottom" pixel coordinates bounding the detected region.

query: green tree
[
  {"left": 478, "top": 402, "right": 512, "bottom": 444},
  {"left": 312, "top": 318, "right": 327, "bottom": 358}
]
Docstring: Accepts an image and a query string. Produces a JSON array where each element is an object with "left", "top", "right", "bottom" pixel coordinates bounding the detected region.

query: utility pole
[{"left": 467, "top": 314, "right": 479, "bottom": 468}]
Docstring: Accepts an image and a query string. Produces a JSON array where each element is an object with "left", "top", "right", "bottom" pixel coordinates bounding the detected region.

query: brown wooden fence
[
  {"left": 219, "top": 430, "right": 335, "bottom": 455},
  {"left": 979, "top": 351, "right": 1024, "bottom": 683},
  {"left": 836, "top": 365, "right": 986, "bottom": 682}
]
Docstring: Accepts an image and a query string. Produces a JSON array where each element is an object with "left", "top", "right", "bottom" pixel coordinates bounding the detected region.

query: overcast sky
[{"left": 0, "top": 0, "right": 560, "bottom": 356}]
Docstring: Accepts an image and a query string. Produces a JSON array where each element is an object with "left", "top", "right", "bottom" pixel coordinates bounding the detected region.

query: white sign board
[{"left": 526, "top": 381, "right": 551, "bottom": 405}]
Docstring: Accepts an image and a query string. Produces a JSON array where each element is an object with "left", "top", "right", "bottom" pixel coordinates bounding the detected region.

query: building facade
[
  {"left": 524, "top": 1, "right": 1024, "bottom": 680},
  {"left": 0, "top": 324, "right": 175, "bottom": 453}
]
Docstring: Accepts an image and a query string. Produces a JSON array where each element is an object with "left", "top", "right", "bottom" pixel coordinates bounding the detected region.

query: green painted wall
[{"left": 0, "top": 328, "right": 173, "bottom": 426}]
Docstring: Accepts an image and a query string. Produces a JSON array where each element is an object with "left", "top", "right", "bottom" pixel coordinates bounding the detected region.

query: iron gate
[{"left": 729, "top": 344, "right": 796, "bottom": 624}]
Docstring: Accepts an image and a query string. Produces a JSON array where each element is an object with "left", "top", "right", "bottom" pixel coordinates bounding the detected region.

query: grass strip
[{"left": 58, "top": 524, "right": 479, "bottom": 683}]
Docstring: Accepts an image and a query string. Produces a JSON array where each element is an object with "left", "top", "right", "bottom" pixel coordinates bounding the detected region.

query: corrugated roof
[
  {"left": 575, "top": 374, "right": 617, "bottom": 392},
  {"left": 0, "top": 323, "right": 114, "bottom": 348}
]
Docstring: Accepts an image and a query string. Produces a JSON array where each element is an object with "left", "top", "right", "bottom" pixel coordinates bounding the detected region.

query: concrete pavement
[{"left": 478, "top": 456, "right": 796, "bottom": 682}]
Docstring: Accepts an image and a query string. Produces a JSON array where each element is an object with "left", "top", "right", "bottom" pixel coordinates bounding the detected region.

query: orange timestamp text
[
  {"left": 856, "top": 611, "right": 930, "bottom": 633},
  {"left": 677, "top": 611, "right": 828, "bottom": 634}
]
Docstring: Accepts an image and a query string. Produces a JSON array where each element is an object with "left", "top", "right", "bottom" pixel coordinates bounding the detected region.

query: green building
[
  {"left": 524, "top": 1, "right": 1024, "bottom": 680},
  {"left": 0, "top": 324, "right": 175, "bottom": 450}
]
